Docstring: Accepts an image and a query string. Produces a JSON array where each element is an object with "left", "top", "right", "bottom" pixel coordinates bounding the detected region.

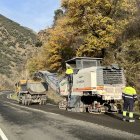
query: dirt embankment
[{"left": 47, "top": 87, "right": 63, "bottom": 104}]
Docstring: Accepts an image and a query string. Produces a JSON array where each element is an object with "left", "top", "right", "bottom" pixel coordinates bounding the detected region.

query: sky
[{"left": 0, "top": 0, "right": 61, "bottom": 32}]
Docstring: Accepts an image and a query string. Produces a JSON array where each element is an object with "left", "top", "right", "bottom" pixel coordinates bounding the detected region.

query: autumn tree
[
  {"left": 27, "top": 50, "right": 47, "bottom": 74},
  {"left": 116, "top": 39, "right": 140, "bottom": 92},
  {"left": 61, "top": 0, "right": 137, "bottom": 57},
  {"left": 43, "top": 17, "right": 76, "bottom": 72}
]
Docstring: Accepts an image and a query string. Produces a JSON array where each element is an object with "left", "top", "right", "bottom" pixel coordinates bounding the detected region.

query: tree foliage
[
  {"left": 61, "top": 0, "right": 137, "bottom": 56},
  {"left": 116, "top": 39, "right": 140, "bottom": 91},
  {"left": 43, "top": 17, "right": 76, "bottom": 72},
  {"left": 27, "top": 51, "right": 47, "bottom": 74}
]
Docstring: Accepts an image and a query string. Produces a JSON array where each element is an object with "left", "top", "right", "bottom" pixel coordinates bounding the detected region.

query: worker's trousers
[
  {"left": 67, "top": 74, "right": 73, "bottom": 84},
  {"left": 123, "top": 98, "right": 134, "bottom": 120}
]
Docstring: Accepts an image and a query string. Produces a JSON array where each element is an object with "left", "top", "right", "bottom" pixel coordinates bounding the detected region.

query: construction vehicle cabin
[{"left": 59, "top": 57, "right": 126, "bottom": 113}]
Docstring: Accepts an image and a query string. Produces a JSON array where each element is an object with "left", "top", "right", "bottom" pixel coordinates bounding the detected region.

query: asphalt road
[{"left": 0, "top": 91, "right": 140, "bottom": 140}]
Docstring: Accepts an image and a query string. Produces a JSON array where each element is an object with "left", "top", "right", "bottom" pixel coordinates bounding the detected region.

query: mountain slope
[{"left": 0, "top": 14, "right": 37, "bottom": 89}]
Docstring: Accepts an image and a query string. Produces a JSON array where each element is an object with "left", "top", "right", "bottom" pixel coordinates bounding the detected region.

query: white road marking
[{"left": 0, "top": 128, "right": 8, "bottom": 140}]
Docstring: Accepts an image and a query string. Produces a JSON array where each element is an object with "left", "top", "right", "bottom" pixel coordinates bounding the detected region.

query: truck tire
[
  {"left": 39, "top": 100, "right": 42, "bottom": 105},
  {"left": 24, "top": 100, "right": 28, "bottom": 106},
  {"left": 43, "top": 100, "right": 46, "bottom": 105},
  {"left": 41, "top": 100, "right": 44, "bottom": 105},
  {"left": 43, "top": 100, "right": 47, "bottom": 105},
  {"left": 18, "top": 100, "right": 22, "bottom": 104},
  {"left": 22, "top": 99, "right": 25, "bottom": 105},
  {"left": 27, "top": 101, "right": 30, "bottom": 106}
]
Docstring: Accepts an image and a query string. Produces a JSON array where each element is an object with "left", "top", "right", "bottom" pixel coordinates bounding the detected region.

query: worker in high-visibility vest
[
  {"left": 65, "top": 66, "right": 73, "bottom": 101},
  {"left": 122, "top": 82, "right": 137, "bottom": 122},
  {"left": 65, "top": 66, "right": 73, "bottom": 84}
]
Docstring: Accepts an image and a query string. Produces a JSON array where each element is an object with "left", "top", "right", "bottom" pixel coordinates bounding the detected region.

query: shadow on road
[
  {"left": 105, "top": 112, "right": 140, "bottom": 121},
  {"left": 104, "top": 112, "right": 122, "bottom": 121}
]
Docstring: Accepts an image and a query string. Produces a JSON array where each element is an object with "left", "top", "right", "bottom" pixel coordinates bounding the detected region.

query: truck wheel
[
  {"left": 116, "top": 104, "right": 122, "bottom": 113},
  {"left": 42, "top": 100, "right": 45, "bottom": 105},
  {"left": 22, "top": 99, "right": 25, "bottom": 105},
  {"left": 41, "top": 100, "right": 44, "bottom": 105},
  {"left": 40, "top": 100, "right": 43, "bottom": 105},
  {"left": 39, "top": 101, "right": 42, "bottom": 105},
  {"left": 27, "top": 101, "right": 30, "bottom": 106},
  {"left": 18, "top": 100, "right": 22, "bottom": 104},
  {"left": 42, "top": 100, "right": 46, "bottom": 105},
  {"left": 24, "top": 100, "right": 28, "bottom": 106},
  {"left": 44, "top": 100, "right": 47, "bottom": 105}
]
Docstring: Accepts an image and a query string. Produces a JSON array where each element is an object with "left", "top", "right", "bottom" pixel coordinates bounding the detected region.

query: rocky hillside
[{"left": 0, "top": 14, "right": 37, "bottom": 89}]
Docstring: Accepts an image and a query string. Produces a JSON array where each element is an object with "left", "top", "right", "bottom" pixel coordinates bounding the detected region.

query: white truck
[{"left": 59, "top": 57, "right": 126, "bottom": 113}]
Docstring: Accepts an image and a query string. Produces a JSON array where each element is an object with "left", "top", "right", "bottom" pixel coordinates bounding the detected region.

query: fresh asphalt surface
[{"left": 0, "top": 91, "right": 140, "bottom": 140}]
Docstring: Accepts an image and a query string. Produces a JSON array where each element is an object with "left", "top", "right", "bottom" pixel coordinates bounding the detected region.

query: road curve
[{"left": 0, "top": 91, "right": 140, "bottom": 140}]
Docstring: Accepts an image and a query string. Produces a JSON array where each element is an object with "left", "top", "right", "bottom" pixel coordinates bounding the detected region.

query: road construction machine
[
  {"left": 15, "top": 80, "right": 48, "bottom": 105},
  {"left": 58, "top": 57, "right": 126, "bottom": 113},
  {"left": 35, "top": 57, "right": 125, "bottom": 113}
]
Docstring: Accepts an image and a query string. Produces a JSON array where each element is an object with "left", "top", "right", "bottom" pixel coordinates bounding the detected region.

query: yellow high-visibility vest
[
  {"left": 123, "top": 86, "right": 136, "bottom": 95},
  {"left": 65, "top": 68, "right": 73, "bottom": 75}
]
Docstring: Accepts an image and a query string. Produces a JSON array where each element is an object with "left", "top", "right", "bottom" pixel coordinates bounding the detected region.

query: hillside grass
[{"left": 0, "top": 14, "right": 37, "bottom": 86}]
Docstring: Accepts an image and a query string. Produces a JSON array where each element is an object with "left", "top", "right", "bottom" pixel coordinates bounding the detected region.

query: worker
[
  {"left": 122, "top": 82, "right": 137, "bottom": 122},
  {"left": 65, "top": 66, "right": 73, "bottom": 84},
  {"left": 65, "top": 66, "right": 73, "bottom": 101}
]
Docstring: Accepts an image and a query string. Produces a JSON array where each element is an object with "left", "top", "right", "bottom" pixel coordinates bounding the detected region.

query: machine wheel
[
  {"left": 116, "top": 104, "right": 122, "bottom": 113},
  {"left": 88, "top": 105, "right": 93, "bottom": 113},
  {"left": 59, "top": 101, "right": 67, "bottom": 110},
  {"left": 88, "top": 105, "right": 103, "bottom": 114}
]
